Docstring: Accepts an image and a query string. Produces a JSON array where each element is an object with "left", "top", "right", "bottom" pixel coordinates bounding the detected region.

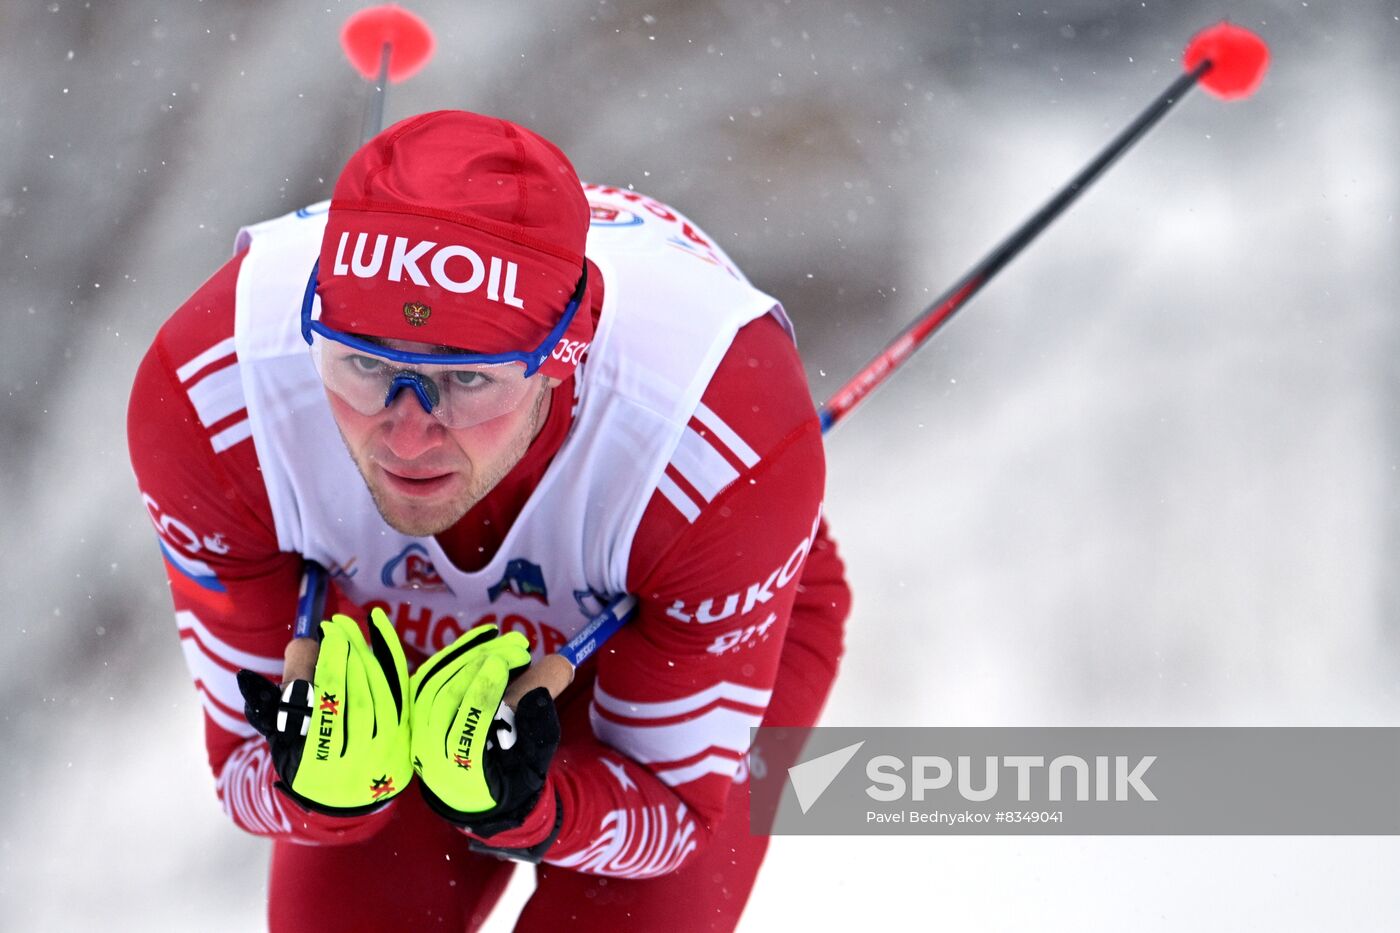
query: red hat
[{"left": 317, "top": 110, "right": 592, "bottom": 380}]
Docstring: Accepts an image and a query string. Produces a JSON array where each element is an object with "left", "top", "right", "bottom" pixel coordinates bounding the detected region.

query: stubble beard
[{"left": 343, "top": 384, "right": 553, "bottom": 538}]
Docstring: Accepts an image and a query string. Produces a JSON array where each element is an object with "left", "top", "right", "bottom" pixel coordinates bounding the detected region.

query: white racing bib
[{"left": 231, "top": 188, "right": 792, "bottom": 659}]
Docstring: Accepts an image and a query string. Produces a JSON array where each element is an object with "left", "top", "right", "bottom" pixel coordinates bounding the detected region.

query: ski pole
[
  {"left": 281, "top": 560, "right": 328, "bottom": 685},
  {"left": 820, "top": 21, "right": 1268, "bottom": 432},
  {"left": 504, "top": 21, "right": 1270, "bottom": 702}
]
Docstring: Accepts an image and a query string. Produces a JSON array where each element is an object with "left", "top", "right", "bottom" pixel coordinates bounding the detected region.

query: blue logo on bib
[{"left": 487, "top": 558, "right": 549, "bottom": 605}]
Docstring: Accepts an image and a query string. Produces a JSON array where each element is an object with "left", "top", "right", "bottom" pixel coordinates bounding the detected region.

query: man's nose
[{"left": 380, "top": 389, "right": 445, "bottom": 460}]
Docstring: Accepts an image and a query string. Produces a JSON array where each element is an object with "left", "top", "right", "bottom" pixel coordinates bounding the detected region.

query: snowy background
[{"left": 3, "top": 0, "right": 1399, "bottom": 929}]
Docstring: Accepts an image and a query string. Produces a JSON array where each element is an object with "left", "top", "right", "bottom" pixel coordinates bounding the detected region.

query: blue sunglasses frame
[{"left": 300, "top": 259, "right": 588, "bottom": 378}]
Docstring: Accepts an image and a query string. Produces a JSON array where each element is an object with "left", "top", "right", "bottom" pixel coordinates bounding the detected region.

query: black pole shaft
[
  {"left": 975, "top": 62, "right": 1210, "bottom": 286},
  {"left": 819, "top": 60, "right": 1212, "bottom": 433}
]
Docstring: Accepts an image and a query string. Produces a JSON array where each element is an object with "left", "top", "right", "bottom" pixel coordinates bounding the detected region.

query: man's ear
[{"left": 542, "top": 376, "right": 562, "bottom": 390}]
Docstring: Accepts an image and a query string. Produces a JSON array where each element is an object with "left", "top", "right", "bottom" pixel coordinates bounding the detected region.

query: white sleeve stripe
[
  {"left": 179, "top": 635, "right": 252, "bottom": 716},
  {"left": 590, "top": 701, "right": 762, "bottom": 750},
  {"left": 656, "top": 471, "right": 701, "bottom": 523},
  {"left": 590, "top": 703, "right": 759, "bottom": 765},
  {"left": 670, "top": 426, "right": 739, "bottom": 502},
  {"left": 654, "top": 754, "right": 744, "bottom": 788},
  {"left": 694, "top": 401, "right": 759, "bottom": 468},
  {"left": 187, "top": 363, "right": 245, "bottom": 427},
  {"left": 197, "top": 684, "right": 257, "bottom": 737},
  {"left": 210, "top": 418, "right": 253, "bottom": 453},
  {"left": 175, "top": 610, "right": 283, "bottom": 676},
  {"left": 176, "top": 336, "right": 237, "bottom": 383},
  {"left": 594, "top": 680, "right": 772, "bottom": 719}
]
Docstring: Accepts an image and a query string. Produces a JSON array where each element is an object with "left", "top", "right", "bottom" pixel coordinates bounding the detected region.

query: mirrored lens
[{"left": 309, "top": 335, "right": 534, "bottom": 429}]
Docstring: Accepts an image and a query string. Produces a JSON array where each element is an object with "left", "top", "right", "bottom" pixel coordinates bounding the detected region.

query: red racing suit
[{"left": 128, "top": 232, "right": 851, "bottom": 931}]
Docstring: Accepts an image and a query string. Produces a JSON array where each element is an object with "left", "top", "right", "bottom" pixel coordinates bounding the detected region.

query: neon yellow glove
[
  {"left": 238, "top": 608, "right": 411, "bottom": 815},
  {"left": 410, "top": 625, "right": 554, "bottom": 833}
]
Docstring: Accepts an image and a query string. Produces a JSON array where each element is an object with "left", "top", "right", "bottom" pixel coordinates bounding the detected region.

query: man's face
[{"left": 324, "top": 338, "right": 556, "bottom": 537}]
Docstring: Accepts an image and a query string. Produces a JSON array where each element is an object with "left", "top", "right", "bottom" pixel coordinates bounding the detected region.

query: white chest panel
[{"left": 232, "top": 189, "right": 788, "bottom": 658}]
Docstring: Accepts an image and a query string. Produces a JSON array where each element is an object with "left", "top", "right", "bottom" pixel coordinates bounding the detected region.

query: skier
[{"left": 127, "top": 110, "right": 850, "bottom": 932}]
